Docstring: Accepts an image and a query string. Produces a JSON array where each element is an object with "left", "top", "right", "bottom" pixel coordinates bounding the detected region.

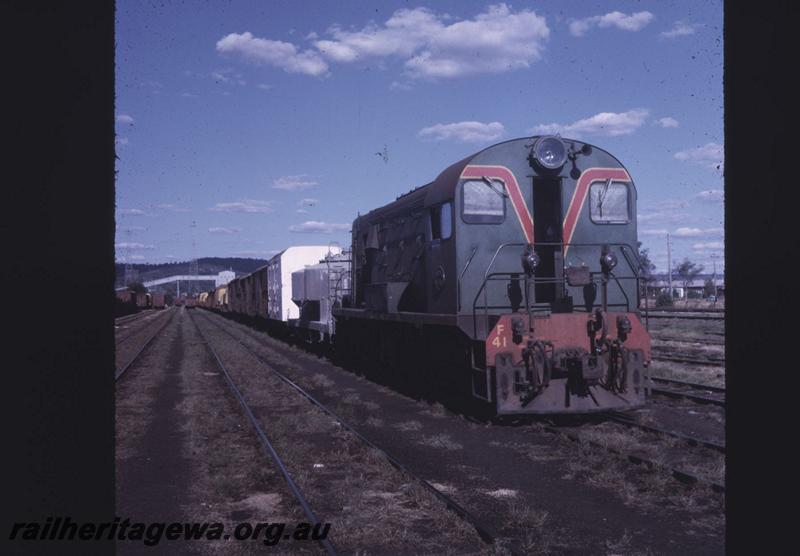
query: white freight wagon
[{"left": 267, "top": 246, "right": 341, "bottom": 322}]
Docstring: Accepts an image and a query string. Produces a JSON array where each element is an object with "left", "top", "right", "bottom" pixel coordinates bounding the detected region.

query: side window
[
  {"left": 440, "top": 202, "right": 452, "bottom": 239},
  {"left": 590, "top": 180, "right": 630, "bottom": 223},
  {"left": 462, "top": 179, "right": 506, "bottom": 223},
  {"left": 430, "top": 202, "right": 452, "bottom": 240}
]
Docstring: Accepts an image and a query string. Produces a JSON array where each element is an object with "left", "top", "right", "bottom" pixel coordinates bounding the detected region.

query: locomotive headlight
[
  {"left": 532, "top": 136, "right": 567, "bottom": 171},
  {"left": 522, "top": 245, "right": 540, "bottom": 276},
  {"left": 600, "top": 246, "right": 618, "bottom": 273}
]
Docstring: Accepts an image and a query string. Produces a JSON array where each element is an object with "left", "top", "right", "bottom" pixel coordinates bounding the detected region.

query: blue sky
[{"left": 115, "top": 0, "right": 723, "bottom": 274}]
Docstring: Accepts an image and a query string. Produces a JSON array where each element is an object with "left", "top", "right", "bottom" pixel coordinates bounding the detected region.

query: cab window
[
  {"left": 462, "top": 179, "right": 506, "bottom": 223},
  {"left": 590, "top": 180, "right": 629, "bottom": 223},
  {"left": 431, "top": 202, "right": 452, "bottom": 240}
]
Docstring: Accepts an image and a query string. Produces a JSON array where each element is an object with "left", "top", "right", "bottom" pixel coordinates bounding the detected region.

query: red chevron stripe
[
  {"left": 562, "top": 168, "right": 631, "bottom": 256},
  {"left": 460, "top": 165, "right": 533, "bottom": 243}
]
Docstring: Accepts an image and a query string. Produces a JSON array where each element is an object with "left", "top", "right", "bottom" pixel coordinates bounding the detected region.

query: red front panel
[{"left": 486, "top": 312, "right": 651, "bottom": 367}]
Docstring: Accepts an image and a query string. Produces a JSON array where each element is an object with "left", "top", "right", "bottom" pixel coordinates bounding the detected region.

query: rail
[
  {"left": 115, "top": 307, "right": 176, "bottom": 381},
  {"left": 195, "top": 310, "right": 512, "bottom": 553},
  {"left": 546, "top": 422, "right": 725, "bottom": 493},
  {"left": 188, "top": 310, "right": 338, "bottom": 556}
]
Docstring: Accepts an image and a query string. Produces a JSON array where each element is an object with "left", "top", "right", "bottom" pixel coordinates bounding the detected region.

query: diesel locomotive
[{"left": 202, "top": 135, "right": 652, "bottom": 415}]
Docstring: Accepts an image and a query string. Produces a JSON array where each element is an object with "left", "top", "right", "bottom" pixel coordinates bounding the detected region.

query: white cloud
[
  {"left": 115, "top": 242, "right": 155, "bottom": 250},
  {"left": 640, "top": 199, "right": 689, "bottom": 211},
  {"left": 209, "top": 199, "right": 275, "bottom": 213},
  {"left": 296, "top": 209, "right": 309, "bottom": 214},
  {"left": 530, "top": 109, "right": 649, "bottom": 138},
  {"left": 298, "top": 198, "right": 318, "bottom": 207},
  {"left": 660, "top": 21, "right": 702, "bottom": 39},
  {"left": 216, "top": 32, "right": 329, "bottom": 76},
  {"left": 656, "top": 117, "right": 679, "bottom": 128},
  {"left": 154, "top": 203, "right": 191, "bottom": 213},
  {"left": 257, "top": 83, "right": 273, "bottom": 90},
  {"left": 637, "top": 212, "right": 688, "bottom": 225},
  {"left": 115, "top": 137, "right": 129, "bottom": 146},
  {"left": 117, "top": 225, "right": 145, "bottom": 232},
  {"left": 211, "top": 70, "right": 232, "bottom": 83},
  {"left": 116, "top": 114, "right": 134, "bottom": 125},
  {"left": 692, "top": 241, "right": 724, "bottom": 251},
  {"left": 418, "top": 121, "right": 505, "bottom": 143},
  {"left": 117, "top": 208, "right": 145, "bottom": 215},
  {"left": 672, "top": 227, "right": 705, "bottom": 238},
  {"left": 569, "top": 11, "right": 654, "bottom": 37},
  {"left": 638, "top": 222, "right": 725, "bottom": 239},
  {"left": 315, "top": 4, "right": 550, "bottom": 79},
  {"left": 640, "top": 229, "right": 669, "bottom": 236},
  {"left": 389, "top": 80, "right": 413, "bottom": 91},
  {"left": 694, "top": 189, "right": 724, "bottom": 203},
  {"left": 180, "top": 92, "right": 198, "bottom": 98},
  {"left": 210, "top": 68, "right": 247, "bottom": 86},
  {"left": 273, "top": 175, "right": 318, "bottom": 191},
  {"left": 675, "top": 142, "right": 724, "bottom": 171},
  {"left": 208, "top": 227, "right": 242, "bottom": 234},
  {"left": 673, "top": 227, "right": 724, "bottom": 238},
  {"left": 289, "top": 221, "right": 350, "bottom": 234}
]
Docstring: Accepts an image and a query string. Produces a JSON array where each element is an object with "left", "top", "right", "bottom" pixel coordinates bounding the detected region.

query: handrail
[
  {"left": 457, "top": 247, "right": 478, "bottom": 311},
  {"left": 468, "top": 241, "right": 645, "bottom": 339}
]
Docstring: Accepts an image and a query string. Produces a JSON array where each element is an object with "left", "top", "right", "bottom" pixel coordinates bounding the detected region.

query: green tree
[
  {"left": 704, "top": 278, "right": 716, "bottom": 298},
  {"left": 637, "top": 242, "right": 656, "bottom": 281},
  {"left": 656, "top": 291, "right": 674, "bottom": 307},
  {"left": 673, "top": 258, "right": 703, "bottom": 305},
  {"left": 637, "top": 241, "right": 657, "bottom": 306}
]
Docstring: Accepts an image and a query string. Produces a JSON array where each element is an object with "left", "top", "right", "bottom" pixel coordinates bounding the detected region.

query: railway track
[
  {"left": 652, "top": 335, "right": 725, "bottom": 346},
  {"left": 115, "top": 307, "right": 177, "bottom": 382},
  {"left": 649, "top": 377, "right": 726, "bottom": 407},
  {"left": 643, "top": 312, "right": 724, "bottom": 321},
  {"left": 547, "top": 421, "right": 725, "bottom": 493},
  {"left": 187, "top": 310, "right": 338, "bottom": 556},
  {"left": 641, "top": 308, "right": 724, "bottom": 314},
  {"left": 115, "top": 310, "right": 154, "bottom": 327},
  {"left": 115, "top": 308, "right": 171, "bottom": 345},
  {"left": 544, "top": 378, "right": 726, "bottom": 494},
  {"left": 652, "top": 353, "right": 725, "bottom": 367},
  {"left": 607, "top": 411, "right": 725, "bottom": 453},
  {"left": 191, "top": 309, "right": 511, "bottom": 554}
]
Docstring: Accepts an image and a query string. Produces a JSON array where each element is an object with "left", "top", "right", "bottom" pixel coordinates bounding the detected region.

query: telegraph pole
[
  {"left": 667, "top": 233, "right": 672, "bottom": 299},
  {"left": 123, "top": 229, "right": 133, "bottom": 286},
  {"left": 189, "top": 220, "right": 198, "bottom": 296},
  {"left": 710, "top": 253, "right": 719, "bottom": 302}
]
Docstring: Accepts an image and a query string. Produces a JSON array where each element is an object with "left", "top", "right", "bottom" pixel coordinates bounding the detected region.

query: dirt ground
[
  {"left": 646, "top": 318, "right": 725, "bottom": 342},
  {"left": 115, "top": 309, "right": 175, "bottom": 374},
  {"left": 117, "top": 308, "right": 493, "bottom": 555},
  {"left": 117, "top": 308, "right": 313, "bottom": 555},
  {"left": 191, "top": 310, "right": 493, "bottom": 555},
  {"left": 198, "top": 310, "right": 725, "bottom": 555}
]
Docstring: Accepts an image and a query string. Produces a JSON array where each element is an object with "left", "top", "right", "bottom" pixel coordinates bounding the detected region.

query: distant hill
[{"left": 115, "top": 257, "right": 268, "bottom": 289}]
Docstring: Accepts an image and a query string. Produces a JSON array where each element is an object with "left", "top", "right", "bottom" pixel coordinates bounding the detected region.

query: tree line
[{"left": 638, "top": 243, "right": 719, "bottom": 306}]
